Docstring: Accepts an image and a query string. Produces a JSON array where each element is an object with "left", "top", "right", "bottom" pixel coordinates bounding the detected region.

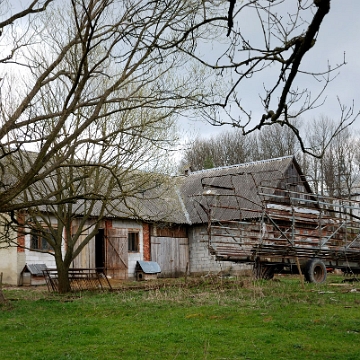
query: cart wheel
[{"left": 304, "top": 259, "right": 327, "bottom": 284}]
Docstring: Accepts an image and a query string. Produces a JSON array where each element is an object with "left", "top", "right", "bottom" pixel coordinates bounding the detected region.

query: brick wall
[{"left": 143, "top": 223, "right": 150, "bottom": 261}]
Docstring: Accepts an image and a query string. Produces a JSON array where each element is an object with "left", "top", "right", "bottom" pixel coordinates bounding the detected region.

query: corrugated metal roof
[
  {"left": 6, "top": 152, "right": 189, "bottom": 224},
  {"left": 66, "top": 176, "right": 189, "bottom": 224},
  {"left": 22, "top": 263, "right": 47, "bottom": 276},
  {"left": 136, "top": 261, "right": 161, "bottom": 274},
  {"left": 5, "top": 152, "right": 312, "bottom": 227},
  {"left": 180, "top": 156, "right": 308, "bottom": 225}
]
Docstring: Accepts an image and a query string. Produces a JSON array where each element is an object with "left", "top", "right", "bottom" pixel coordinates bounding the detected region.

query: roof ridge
[{"left": 189, "top": 155, "right": 294, "bottom": 175}]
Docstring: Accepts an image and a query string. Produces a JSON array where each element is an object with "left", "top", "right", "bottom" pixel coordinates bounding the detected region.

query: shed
[
  {"left": 21, "top": 264, "right": 47, "bottom": 286},
  {"left": 135, "top": 261, "right": 161, "bottom": 281}
]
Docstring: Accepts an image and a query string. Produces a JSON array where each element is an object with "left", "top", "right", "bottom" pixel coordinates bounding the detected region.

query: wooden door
[
  {"left": 71, "top": 222, "right": 94, "bottom": 269},
  {"left": 151, "top": 237, "right": 189, "bottom": 277},
  {"left": 106, "top": 228, "right": 128, "bottom": 279}
]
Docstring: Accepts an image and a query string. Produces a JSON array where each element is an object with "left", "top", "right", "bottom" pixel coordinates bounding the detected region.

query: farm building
[
  {"left": 180, "top": 155, "right": 314, "bottom": 276},
  {"left": 0, "top": 156, "right": 317, "bottom": 285}
]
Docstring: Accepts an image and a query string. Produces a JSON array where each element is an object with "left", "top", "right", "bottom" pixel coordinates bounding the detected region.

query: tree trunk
[{"left": 55, "top": 258, "right": 71, "bottom": 293}]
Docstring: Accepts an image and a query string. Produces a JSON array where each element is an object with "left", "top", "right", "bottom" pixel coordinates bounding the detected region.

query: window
[
  {"left": 30, "top": 228, "right": 54, "bottom": 251},
  {"left": 128, "top": 231, "right": 139, "bottom": 252}
]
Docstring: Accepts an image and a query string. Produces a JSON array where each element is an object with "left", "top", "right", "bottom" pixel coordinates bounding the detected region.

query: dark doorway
[{"left": 95, "top": 229, "right": 105, "bottom": 272}]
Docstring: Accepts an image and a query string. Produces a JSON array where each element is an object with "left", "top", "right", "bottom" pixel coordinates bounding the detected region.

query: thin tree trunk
[{"left": 55, "top": 259, "right": 71, "bottom": 293}]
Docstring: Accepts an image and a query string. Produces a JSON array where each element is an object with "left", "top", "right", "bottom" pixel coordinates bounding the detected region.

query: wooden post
[
  {"left": 0, "top": 272, "right": 6, "bottom": 304},
  {"left": 295, "top": 257, "right": 305, "bottom": 290},
  {"left": 184, "top": 262, "right": 189, "bottom": 285}
]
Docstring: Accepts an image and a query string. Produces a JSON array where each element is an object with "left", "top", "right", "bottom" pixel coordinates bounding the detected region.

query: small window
[
  {"left": 30, "top": 228, "right": 54, "bottom": 251},
  {"left": 128, "top": 231, "right": 139, "bottom": 252}
]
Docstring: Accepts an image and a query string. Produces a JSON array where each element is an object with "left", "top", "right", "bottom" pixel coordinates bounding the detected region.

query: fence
[{"left": 43, "top": 268, "right": 112, "bottom": 292}]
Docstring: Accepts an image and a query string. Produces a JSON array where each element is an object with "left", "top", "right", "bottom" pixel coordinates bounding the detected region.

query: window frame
[
  {"left": 128, "top": 231, "right": 140, "bottom": 252},
  {"left": 30, "top": 227, "right": 55, "bottom": 251}
]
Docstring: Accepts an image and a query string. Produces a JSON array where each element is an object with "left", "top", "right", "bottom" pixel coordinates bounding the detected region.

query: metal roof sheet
[
  {"left": 22, "top": 263, "right": 47, "bottom": 276},
  {"left": 136, "top": 261, "right": 161, "bottom": 274},
  {"left": 180, "top": 156, "right": 310, "bottom": 225},
  {"left": 5, "top": 152, "right": 312, "bottom": 227}
]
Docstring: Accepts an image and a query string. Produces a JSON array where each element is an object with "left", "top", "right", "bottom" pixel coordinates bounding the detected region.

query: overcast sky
[
  {"left": 10, "top": 1, "right": 360, "bottom": 142},
  {"left": 181, "top": 0, "right": 360, "bottom": 140}
]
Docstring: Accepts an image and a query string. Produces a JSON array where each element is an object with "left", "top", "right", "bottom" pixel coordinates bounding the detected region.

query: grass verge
[{"left": 1, "top": 274, "right": 360, "bottom": 359}]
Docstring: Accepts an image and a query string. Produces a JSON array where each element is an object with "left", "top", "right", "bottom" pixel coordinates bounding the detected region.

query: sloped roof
[
  {"left": 5, "top": 152, "right": 312, "bottom": 226},
  {"left": 22, "top": 264, "right": 47, "bottom": 276},
  {"left": 136, "top": 261, "right": 161, "bottom": 274},
  {"left": 68, "top": 176, "right": 189, "bottom": 224},
  {"left": 3, "top": 150, "right": 189, "bottom": 224},
  {"left": 180, "top": 156, "right": 311, "bottom": 225}
]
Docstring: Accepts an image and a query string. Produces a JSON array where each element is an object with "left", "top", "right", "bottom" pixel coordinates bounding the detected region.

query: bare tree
[
  {"left": 0, "top": 0, "right": 356, "bottom": 292},
  {"left": 0, "top": 0, "right": 212, "bottom": 213},
  {"left": 179, "top": 129, "right": 254, "bottom": 171},
  {"left": 302, "top": 116, "right": 360, "bottom": 197},
  {"left": 0, "top": 1, "right": 53, "bottom": 35},
  {"left": 179, "top": 120, "right": 302, "bottom": 172},
  {"left": 182, "top": 0, "right": 358, "bottom": 156},
  {"left": 1, "top": 101, "right": 177, "bottom": 292},
  {"left": 0, "top": 0, "right": 354, "bottom": 210},
  {"left": 256, "top": 119, "right": 302, "bottom": 160}
]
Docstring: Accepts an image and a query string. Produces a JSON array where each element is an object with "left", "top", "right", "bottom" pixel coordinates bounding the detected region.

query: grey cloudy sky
[
  {"left": 9, "top": 1, "right": 360, "bottom": 141},
  {"left": 182, "top": 0, "right": 360, "bottom": 139}
]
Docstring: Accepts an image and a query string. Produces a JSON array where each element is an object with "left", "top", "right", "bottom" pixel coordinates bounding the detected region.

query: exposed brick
[
  {"left": 105, "top": 219, "right": 113, "bottom": 233},
  {"left": 143, "top": 223, "right": 150, "bottom": 261}
]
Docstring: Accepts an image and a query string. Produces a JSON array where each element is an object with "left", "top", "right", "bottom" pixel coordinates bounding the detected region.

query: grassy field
[{"left": 1, "top": 274, "right": 360, "bottom": 360}]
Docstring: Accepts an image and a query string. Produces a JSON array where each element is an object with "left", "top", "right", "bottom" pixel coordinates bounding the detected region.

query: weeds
[{"left": 1, "top": 274, "right": 360, "bottom": 359}]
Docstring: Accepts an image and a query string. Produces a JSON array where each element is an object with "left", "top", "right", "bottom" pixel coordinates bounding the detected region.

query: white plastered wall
[
  {"left": 0, "top": 246, "right": 21, "bottom": 285},
  {"left": 0, "top": 215, "right": 25, "bottom": 285},
  {"left": 112, "top": 219, "right": 143, "bottom": 279},
  {"left": 24, "top": 214, "right": 64, "bottom": 270}
]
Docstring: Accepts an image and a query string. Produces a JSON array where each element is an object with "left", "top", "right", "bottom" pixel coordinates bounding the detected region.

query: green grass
[{"left": 1, "top": 275, "right": 360, "bottom": 359}]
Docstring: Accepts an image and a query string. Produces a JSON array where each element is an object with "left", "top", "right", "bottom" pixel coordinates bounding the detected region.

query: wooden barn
[{"left": 0, "top": 155, "right": 318, "bottom": 285}]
